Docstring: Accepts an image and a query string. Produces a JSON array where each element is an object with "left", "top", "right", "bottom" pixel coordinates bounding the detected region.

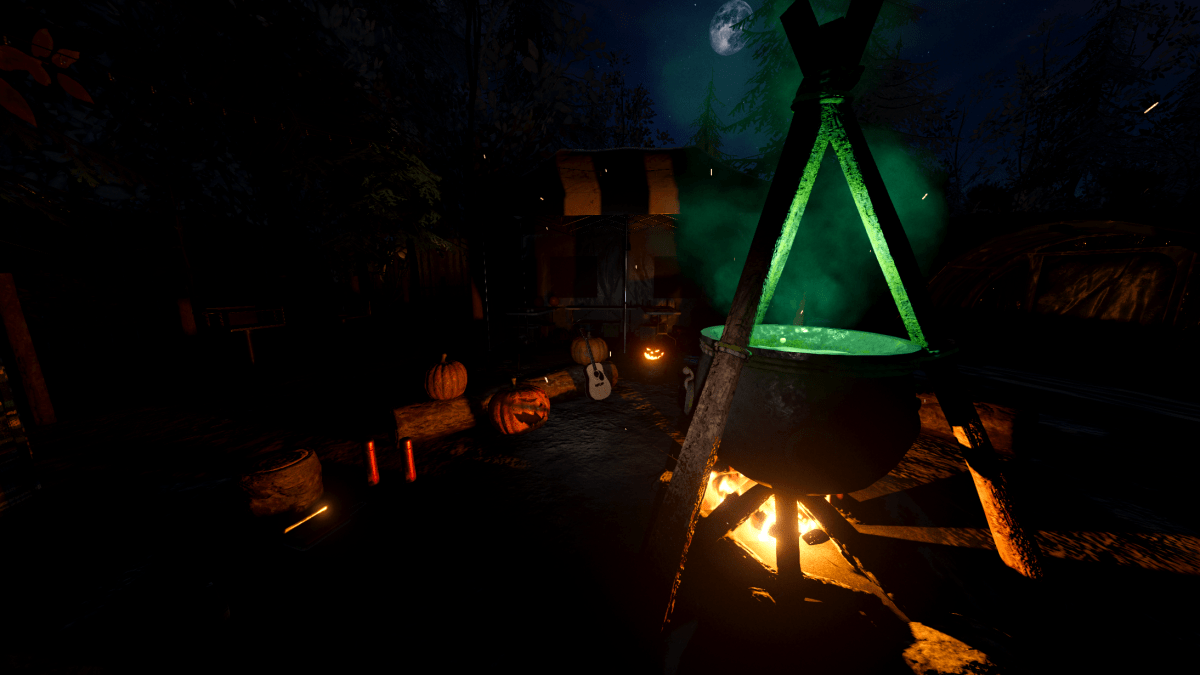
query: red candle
[
  {"left": 364, "top": 440, "right": 380, "bottom": 486},
  {"left": 402, "top": 437, "right": 417, "bottom": 482}
]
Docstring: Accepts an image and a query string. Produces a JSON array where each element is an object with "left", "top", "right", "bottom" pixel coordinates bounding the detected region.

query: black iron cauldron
[{"left": 695, "top": 324, "right": 942, "bottom": 496}]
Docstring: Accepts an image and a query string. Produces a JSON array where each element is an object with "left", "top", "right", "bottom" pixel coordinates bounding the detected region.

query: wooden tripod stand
[{"left": 642, "top": 0, "right": 1044, "bottom": 631}]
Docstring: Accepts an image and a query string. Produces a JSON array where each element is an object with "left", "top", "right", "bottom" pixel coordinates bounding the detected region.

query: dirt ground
[{"left": 2, "top": 331, "right": 1199, "bottom": 674}]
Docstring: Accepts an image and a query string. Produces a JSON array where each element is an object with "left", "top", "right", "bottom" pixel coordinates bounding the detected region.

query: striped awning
[{"left": 514, "top": 146, "right": 767, "bottom": 217}]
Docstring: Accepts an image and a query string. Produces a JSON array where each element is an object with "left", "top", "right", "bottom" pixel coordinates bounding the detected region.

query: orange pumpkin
[
  {"left": 425, "top": 353, "right": 467, "bottom": 400},
  {"left": 571, "top": 333, "right": 608, "bottom": 365},
  {"left": 488, "top": 378, "right": 550, "bottom": 435}
]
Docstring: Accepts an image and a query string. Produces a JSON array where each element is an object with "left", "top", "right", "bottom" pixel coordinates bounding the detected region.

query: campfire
[{"left": 699, "top": 470, "right": 832, "bottom": 570}]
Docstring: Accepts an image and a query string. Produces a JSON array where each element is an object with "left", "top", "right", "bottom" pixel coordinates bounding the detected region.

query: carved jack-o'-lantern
[
  {"left": 488, "top": 378, "right": 551, "bottom": 435},
  {"left": 644, "top": 345, "right": 665, "bottom": 361}
]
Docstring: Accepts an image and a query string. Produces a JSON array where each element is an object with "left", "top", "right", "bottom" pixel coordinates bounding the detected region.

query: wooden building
[{"left": 499, "top": 147, "right": 770, "bottom": 352}]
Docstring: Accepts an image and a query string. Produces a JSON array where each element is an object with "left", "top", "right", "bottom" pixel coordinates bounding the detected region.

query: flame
[
  {"left": 701, "top": 472, "right": 828, "bottom": 545},
  {"left": 752, "top": 495, "right": 822, "bottom": 543}
]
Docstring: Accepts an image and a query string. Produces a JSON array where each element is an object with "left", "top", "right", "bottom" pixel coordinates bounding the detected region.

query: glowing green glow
[
  {"left": 702, "top": 324, "right": 921, "bottom": 356},
  {"left": 748, "top": 98, "right": 938, "bottom": 349},
  {"left": 674, "top": 75, "right": 947, "bottom": 335},
  {"left": 753, "top": 136, "right": 830, "bottom": 326},
  {"left": 825, "top": 102, "right": 928, "bottom": 349}
]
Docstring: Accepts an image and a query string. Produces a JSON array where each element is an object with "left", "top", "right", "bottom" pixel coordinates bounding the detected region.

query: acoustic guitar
[{"left": 579, "top": 329, "right": 611, "bottom": 400}]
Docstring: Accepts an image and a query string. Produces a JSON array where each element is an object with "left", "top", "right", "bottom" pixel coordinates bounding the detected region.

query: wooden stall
[{"left": 505, "top": 147, "right": 770, "bottom": 352}]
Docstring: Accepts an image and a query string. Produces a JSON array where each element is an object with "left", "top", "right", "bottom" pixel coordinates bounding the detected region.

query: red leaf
[
  {"left": 57, "top": 73, "right": 93, "bottom": 103},
  {"left": 0, "top": 78, "right": 36, "bottom": 126},
  {"left": 0, "top": 47, "right": 50, "bottom": 85},
  {"left": 31, "top": 29, "right": 53, "bottom": 58},
  {"left": 53, "top": 49, "right": 79, "bottom": 68}
]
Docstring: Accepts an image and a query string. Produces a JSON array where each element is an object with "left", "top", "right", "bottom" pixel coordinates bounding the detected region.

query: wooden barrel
[{"left": 240, "top": 448, "right": 324, "bottom": 517}]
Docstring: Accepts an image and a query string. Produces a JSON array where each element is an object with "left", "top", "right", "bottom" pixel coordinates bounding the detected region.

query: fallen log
[{"left": 393, "top": 363, "right": 619, "bottom": 443}]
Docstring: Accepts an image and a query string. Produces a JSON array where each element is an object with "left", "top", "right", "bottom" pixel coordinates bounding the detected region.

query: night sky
[{"left": 567, "top": 0, "right": 1106, "bottom": 158}]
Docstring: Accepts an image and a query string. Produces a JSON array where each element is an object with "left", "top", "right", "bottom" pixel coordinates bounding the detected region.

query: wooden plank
[
  {"left": 642, "top": 104, "right": 826, "bottom": 630},
  {"left": 0, "top": 273, "right": 55, "bottom": 425},
  {"left": 392, "top": 363, "right": 618, "bottom": 443}
]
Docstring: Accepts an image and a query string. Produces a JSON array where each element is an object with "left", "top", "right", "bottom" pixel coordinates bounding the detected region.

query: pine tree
[
  {"left": 688, "top": 68, "right": 728, "bottom": 160},
  {"left": 589, "top": 50, "right": 677, "bottom": 148},
  {"left": 964, "top": 0, "right": 1200, "bottom": 214}
]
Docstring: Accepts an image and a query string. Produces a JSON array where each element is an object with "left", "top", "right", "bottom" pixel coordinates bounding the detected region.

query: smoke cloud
[{"left": 677, "top": 124, "right": 947, "bottom": 329}]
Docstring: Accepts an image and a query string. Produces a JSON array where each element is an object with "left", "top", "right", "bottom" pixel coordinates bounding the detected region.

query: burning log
[{"left": 392, "top": 363, "right": 619, "bottom": 443}]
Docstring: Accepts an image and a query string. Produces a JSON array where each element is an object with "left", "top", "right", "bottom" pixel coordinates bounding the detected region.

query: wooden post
[
  {"left": 642, "top": 103, "right": 825, "bottom": 630},
  {"left": 0, "top": 273, "right": 55, "bottom": 425},
  {"left": 930, "top": 363, "right": 1044, "bottom": 578},
  {"left": 774, "top": 490, "right": 802, "bottom": 597},
  {"left": 170, "top": 188, "right": 197, "bottom": 336},
  {"left": 244, "top": 330, "right": 256, "bottom": 365}
]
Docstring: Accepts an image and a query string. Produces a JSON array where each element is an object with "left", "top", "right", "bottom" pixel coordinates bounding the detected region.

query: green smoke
[{"left": 677, "top": 123, "right": 947, "bottom": 329}]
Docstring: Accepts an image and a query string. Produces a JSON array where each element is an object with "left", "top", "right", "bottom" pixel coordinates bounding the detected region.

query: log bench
[{"left": 393, "top": 363, "right": 619, "bottom": 444}]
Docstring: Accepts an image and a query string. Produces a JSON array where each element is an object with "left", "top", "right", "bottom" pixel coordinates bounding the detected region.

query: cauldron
[{"left": 695, "top": 324, "right": 937, "bottom": 496}]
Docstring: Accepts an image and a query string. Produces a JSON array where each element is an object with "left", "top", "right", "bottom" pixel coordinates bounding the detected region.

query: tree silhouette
[
  {"left": 720, "top": 0, "right": 938, "bottom": 181},
  {"left": 590, "top": 50, "right": 677, "bottom": 149},
  {"left": 688, "top": 68, "right": 728, "bottom": 160},
  {"left": 947, "top": 1, "right": 1199, "bottom": 216}
]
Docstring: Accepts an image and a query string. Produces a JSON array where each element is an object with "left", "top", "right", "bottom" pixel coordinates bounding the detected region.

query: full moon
[{"left": 709, "top": 0, "right": 753, "bottom": 56}]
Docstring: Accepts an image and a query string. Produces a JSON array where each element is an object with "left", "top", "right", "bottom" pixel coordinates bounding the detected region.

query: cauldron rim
[{"left": 699, "top": 324, "right": 945, "bottom": 366}]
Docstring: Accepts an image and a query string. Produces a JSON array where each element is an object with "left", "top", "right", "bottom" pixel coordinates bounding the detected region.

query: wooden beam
[
  {"left": 642, "top": 103, "right": 825, "bottom": 631},
  {"left": 0, "top": 274, "right": 54, "bottom": 425},
  {"left": 832, "top": 95, "right": 1044, "bottom": 578}
]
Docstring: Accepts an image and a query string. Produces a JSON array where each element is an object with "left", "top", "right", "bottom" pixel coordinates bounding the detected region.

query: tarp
[
  {"left": 927, "top": 220, "right": 1199, "bottom": 327},
  {"left": 507, "top": 147, "right": 770, "bottom": 341}
]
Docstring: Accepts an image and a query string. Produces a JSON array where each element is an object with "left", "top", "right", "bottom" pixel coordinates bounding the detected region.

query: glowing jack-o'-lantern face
[{"left": 644, "top": 346, "right": 664, "bottom": 361}]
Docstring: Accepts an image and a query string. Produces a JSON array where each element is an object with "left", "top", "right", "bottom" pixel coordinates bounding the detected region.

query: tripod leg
[{"left": 932, "top": 364, "right": 1044, "bottom": 579}]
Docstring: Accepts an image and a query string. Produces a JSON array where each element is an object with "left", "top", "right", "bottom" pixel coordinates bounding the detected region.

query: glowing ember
[{"left": 283, "top": 505, "right": 328, "bottom": 534}]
